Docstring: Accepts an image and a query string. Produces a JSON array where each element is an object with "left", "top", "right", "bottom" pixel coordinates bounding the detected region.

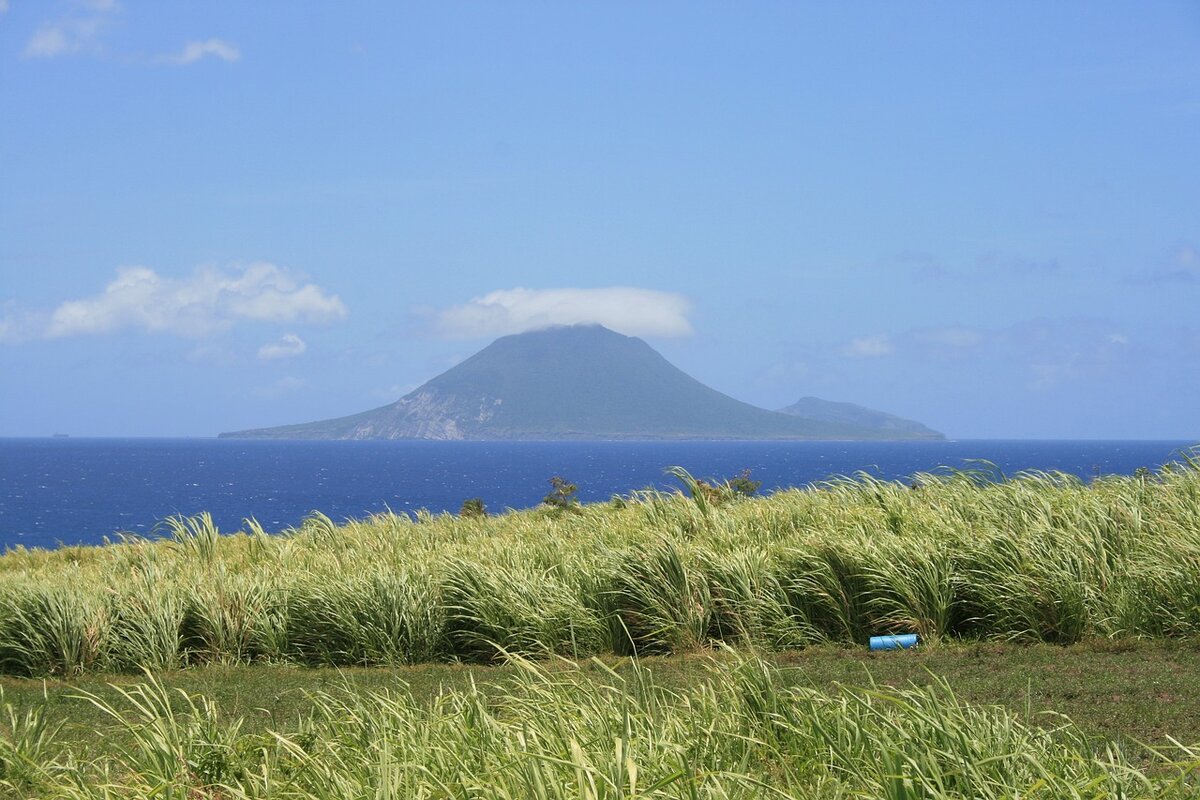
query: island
[{"left": 221, "top": 324, "right": 943, "bottom": 440}]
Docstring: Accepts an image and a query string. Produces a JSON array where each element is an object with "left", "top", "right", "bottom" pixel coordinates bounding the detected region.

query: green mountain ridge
[{"left": 220, "top": 325, "right": 943, "bottom": 440}]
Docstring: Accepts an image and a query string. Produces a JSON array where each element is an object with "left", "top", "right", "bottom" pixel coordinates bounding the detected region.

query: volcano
[{"left": 220, "top": 325, "right": 943, "bottom": 440}]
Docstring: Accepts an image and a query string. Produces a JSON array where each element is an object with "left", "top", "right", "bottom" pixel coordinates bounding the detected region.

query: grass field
[
  {"left": 2, "top": 455, "right": 1200, "bottom": 796},
  {"left": 2, "top": 641, "right": 1200, "bottom": 797},
  {"left": 3, "top": 638, "right": 1200, "bottom": 756}
]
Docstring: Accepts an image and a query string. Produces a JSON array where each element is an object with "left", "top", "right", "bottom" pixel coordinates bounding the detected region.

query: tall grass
[
  {"left": 2, "top": 654, "right": 1197, "bottom": 798},
  {"left": 1, "top": 454, "right": 1200, "bottom": 675}
]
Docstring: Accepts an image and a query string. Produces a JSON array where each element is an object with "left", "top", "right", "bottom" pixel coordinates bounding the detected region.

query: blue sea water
[{"left": 0, "top": 438, "right": 1194, "bottom": 550}]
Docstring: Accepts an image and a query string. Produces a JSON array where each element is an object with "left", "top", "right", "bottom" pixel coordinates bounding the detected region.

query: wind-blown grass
[
  {"left": 1, "top": 453, "right": 1199, "bottom": 676},
  {"left": 2, "top": 653, "right": 1198, "bottom": 798}
]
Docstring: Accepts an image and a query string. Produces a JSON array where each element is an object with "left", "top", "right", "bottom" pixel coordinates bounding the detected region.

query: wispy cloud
[
  {"left": 20, "top": 2, "right": 240, "bottom": 66},
  {"left": 976, "top": 253, "right": 1061, "bottom": 277},
  {"left": 834, "top": 319, "right": 1139, "bottom": 390},
  {"left": 23, "top": 16, "right": 107, "bottom": 58},
  {"left": 258, "top": 333, "right": 307, "bottom": 361},
  {"left": 911, "top": 326, "right": 984, "bottom": 348},
  {"left": 839, "top": 335, "right": 894, "bottom": 358},
  {"left": 0, "top": 304, "right": 47, "bottom": 345},
  {"left": 253, "top": 376, "right": 307, "bottom": 398},
  {"left": 0, "top": 263, "right": 347, "bottom": 341},
  {"left": 21, "top": 0, "right": 117, "bottom": 59},
  {"left": 1006, "top": 319, "right": 1136, "bottom": 391},
  {"left": 432, "top": 287, "right": 693, "bottom": 339},
  {"left": 162, "top": 38, "right": 240, "bottom": 65},
  {"left": 0, "top": 1, "right": 11, "bottom": 15},
  {"left": 1133, "top": 244, "right": 1200, "bottom": 285},
  {"left": 24, "top": 27, "right": 70, "bottom": 58},
  {"left": 902, "top": 250, "right": 1062, "bottom": 283}
]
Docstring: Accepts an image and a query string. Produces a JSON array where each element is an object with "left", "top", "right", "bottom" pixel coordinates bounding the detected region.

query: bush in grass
[
  {"left": 459, "top": 497, "right": 487, "bottom": 519},
  {"left": 727, "top": 468, "right": 762, "bottom": 497},
  {"left": 542, "top": 475, "right": 580, "bottom": 513}
]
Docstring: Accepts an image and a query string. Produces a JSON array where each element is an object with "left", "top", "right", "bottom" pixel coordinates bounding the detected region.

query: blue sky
[{"left": 1, "top": 1, "right": 1197, "bottom": 439}]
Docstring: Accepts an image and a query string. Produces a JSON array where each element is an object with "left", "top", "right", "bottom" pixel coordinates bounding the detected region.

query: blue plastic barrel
[{"left": 869, "top": 633, "right": 919, "bottom": 651}]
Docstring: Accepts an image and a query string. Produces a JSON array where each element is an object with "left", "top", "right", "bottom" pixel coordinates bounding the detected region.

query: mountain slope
[
  {"left": 221, "top": 326, "right": 941, "bottom": 440},
  {"left": 778, "top": 396, "right": 943, "bottom": 439}
]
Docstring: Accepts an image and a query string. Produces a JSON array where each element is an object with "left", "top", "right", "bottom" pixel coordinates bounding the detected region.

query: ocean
[{"left": 0, "top": 438, "right": 1194, "bottom": 550}]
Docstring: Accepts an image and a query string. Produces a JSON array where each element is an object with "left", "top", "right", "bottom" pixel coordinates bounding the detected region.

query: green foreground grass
[
  {"left": 3, "top": 640, "right": 1200, "bottom": 797},
  {"left": 4, "top": 638, "right": 1200, "bottom": 761}
]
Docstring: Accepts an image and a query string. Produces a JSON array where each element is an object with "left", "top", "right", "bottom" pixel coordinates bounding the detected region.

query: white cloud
[
  {"left": 24, "top": 24, "right": 75, "bottom": 58},
  {"left": 0, "top": 1, "right": 11, "bottom": 14},
  {"left": 433, "top": 287, "right": 693, "bottom": 339},
  {"left": 258, "top": 333, "right": 307, "bottom": 361},
  {"left": 0, "top": 315, "right": 31, "bottom": 344},
  {"left": 840, "top": 335, "right": 894, "bottom": 358},
  {"left": 21, "top": 2, "right": 238, "bottom": 67},
  {"left": 0, "top": 304, "right": 46, "bottom": 344},
  {"left": 165, "top": 38, "right": 240, "bottom": 65},
  {"left": 836, "top": 321, "right": 1135, "bottom": 368},
  {"left": 830, "top": 326, "right": 982, "bottom": 361},
  {"left": 43, "top": 262, "right": 347, "bottom": 339},
  {"left": 22, "top": 4, "right": 112, "bottom": 59}
]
